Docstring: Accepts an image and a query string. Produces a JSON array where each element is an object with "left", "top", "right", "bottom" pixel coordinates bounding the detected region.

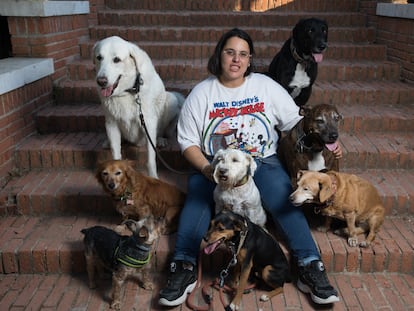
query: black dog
[
  {"left": 267, "top": 18, "right": 328, "bottom": 106},
  {"left": 204, "top": 210, "right": 290, "bottom": 310}
]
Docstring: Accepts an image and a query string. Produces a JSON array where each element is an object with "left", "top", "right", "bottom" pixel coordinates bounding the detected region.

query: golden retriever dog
[
  {"left": 96, "top": 159, "right": 186, "bottom": 234},
  {"left": 289, "top": 170, "right": 385, "bottom": 247},
  {"left": 93, "top": 36, "right": 185, "bottom": 178}
]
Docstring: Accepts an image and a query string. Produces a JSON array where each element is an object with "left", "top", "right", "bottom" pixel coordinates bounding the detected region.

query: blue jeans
[{"left": 172, "top": 154, "right": 319, "bottom": 267}]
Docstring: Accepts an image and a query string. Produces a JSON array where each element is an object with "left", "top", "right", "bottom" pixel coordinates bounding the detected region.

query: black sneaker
[
  {"left": 297, "top": 260, "right": 340, "bottom": 304},
  {"left": 158, "top": 261, "right": 197, "bottom": 307}
]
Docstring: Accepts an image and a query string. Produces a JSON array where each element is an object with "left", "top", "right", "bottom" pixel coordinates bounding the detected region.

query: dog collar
[
  {"left": 126, "top": 72, "right": 143, "bottom": 94},
  {"left": 228, "top": 219, "right": 249, "bottom": 257},
  {"left": 295, "top": 124, "right": 313, "bottom": 153},
  {"left": 234, "top": 175, "right": 249, "bottom": 187},
  {"left": 115, "top": 189, "right": 134, "bottom": 205},
  {"left": 290, "top": 38, "right": 312, "bottom": 65}
]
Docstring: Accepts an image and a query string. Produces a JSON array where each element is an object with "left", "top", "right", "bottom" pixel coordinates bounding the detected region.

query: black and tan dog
[
  {"left": 278, "top": 103, "right": 342, "bottom": 187},
  {"left": 81, "top": 217, "right": 161, "bottom": 310},
  {"left": 267, "top": 18, "right": 328, "bottom": 106},
  {"left": 204, "top": 210, "right": 290, "bottom": 310}
]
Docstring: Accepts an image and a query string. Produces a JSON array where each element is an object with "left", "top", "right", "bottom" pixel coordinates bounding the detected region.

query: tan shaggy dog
[
  {"left": 289, "top": 170, "right": 385, "bottom": 247},
  {"left": 96, "top": 159, "right": 186, "bottom": 234}
]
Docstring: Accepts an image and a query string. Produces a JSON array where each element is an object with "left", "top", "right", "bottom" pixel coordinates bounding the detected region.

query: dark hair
[{"left": 207, "top": 28, "right": 255, "bottom": 78}]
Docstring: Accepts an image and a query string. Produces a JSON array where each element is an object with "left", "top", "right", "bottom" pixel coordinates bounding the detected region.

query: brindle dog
[{"left": 278, "top": 103, "right": 342, "bottom": 187}]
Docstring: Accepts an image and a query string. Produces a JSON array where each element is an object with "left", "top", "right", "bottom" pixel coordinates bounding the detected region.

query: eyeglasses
[{"left": 222, "top": 49, "right": 251, "bottom": 60}]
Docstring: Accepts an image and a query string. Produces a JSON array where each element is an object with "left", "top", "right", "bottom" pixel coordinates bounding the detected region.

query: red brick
[
  {"left": 382, "top": 238, "right": 402, "bottom": 273},
  {"left": 0, "top": 289, "right": 19, "bottom": 310},
  {"left": 334, "top": 274, "right": 361, "bottom": 309},
  {"left": 45, "top": 240, "right": 61, "bottom": 273},
  {"left": 42, "top": 275, "right": 71, "bottom": 308},
  {"left": 32, "top": 240, "right": 48, "bottom": 273},
  {"left": 330, "top": 238, "right": 347, "bottom": 272},
  {"left": 2, "top": 239, "right": 22, "bottom": 273},
  {"left": 13, "top": 274, "right": 43, "bottom": 307}
]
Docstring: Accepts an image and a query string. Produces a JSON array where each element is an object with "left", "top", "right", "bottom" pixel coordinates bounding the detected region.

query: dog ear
[
  {"left": 138, "top": 225, "right": 149, "bottom": 239},
  {"left": 95, "top": 161, "right": 105, "bottom": 183},
  {"left": 246, "top": 153, "right": 257, "bottom": 176},
  {"left": 211, "top": 149, "right": 224, "bottom": 183},
  {"left": 297, "top": 170, "right": 306, "bottom": 181},
  {"left": 211, "top": 149, "right": 224, "bottom": 168},
  {"left": 318, "top": 174, "right": 334, "bottom": 203},
  {"left": 92, "top": 40, "right": 101, "bottom": 64},
  {"left": 122, "top": 219, "right": 138, "bottom": 232},
  {"left": 128, "top": 41, "right": 153, "bottom": 79},
  {"left": 299, "top": 106, "right": 311, "bottom": 117},
  {"left": 124, "top": 161, "right": 137, "bottom": 180}
]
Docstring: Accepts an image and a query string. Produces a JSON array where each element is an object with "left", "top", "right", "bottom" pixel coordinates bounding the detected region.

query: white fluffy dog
[
  {"left": 211, "top": 148, "right": 267, "bottom": 227},
  {"left": 93, "top": 36, "right": 184, "bottom": 178}
]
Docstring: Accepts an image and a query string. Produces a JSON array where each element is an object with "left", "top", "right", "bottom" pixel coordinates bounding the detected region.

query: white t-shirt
[{"left": 177, "top": 73, "right": 302, "bottom": 158}]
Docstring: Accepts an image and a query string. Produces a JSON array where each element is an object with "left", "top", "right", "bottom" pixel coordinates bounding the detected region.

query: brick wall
[
  {"left": 360, "top": 0, "right": 414, "bottom": 83},
  {"left": 7, "top": 14, "right": 89, "bottom": 82},
  {"left": 0, "top": 77, "right": 53, "bottom": 188},
  {"left": 0, "top": 1, "right": 96, "bottom": 189}
]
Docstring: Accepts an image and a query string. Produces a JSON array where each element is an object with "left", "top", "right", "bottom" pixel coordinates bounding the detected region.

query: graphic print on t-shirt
[{"left": 205, "top": 98, "right": 273, "bottom": 157}]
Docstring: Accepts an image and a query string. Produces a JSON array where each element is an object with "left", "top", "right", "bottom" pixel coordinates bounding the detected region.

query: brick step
[
  {"left": 1, "top": 161, "right": 413, "bottom": 216},
  {"left": 14, "top": 132, "right": 187, "bottom": 172},
  {"left": 104, "top": 0, "right": 359, "bottom": 12},
  {"left": 1, "top": 272, "right": 413, "bottom": 311},
  {"left": 68, "top": 58, "right": 400, "bottom": 83},
  {"left": 90, "top": 25, "right": 376, "bottom": 44},
  {"left": 55, "top": 79, "right": 414, "bottom": 106},
  {"left": 14, "top": 131, "right": 414, "bottom": 171},
  {"left": 91, "top": 23, "right": 375, "bottom": 43},
  {"left": 0, "top": 213, "right": 412, "bottom": 275},
  {"left": 80, "top": 41, "right": 387, "bottom": 61},
  {"left": 35, "top": 103, "right": 414, "bottom": 135}
]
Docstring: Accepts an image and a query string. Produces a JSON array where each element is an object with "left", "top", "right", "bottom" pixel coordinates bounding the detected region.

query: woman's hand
[{"left": 333, "top": 143, "right": 343, "bottom": 159}]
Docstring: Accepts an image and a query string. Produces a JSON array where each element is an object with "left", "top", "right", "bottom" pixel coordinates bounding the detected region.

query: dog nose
[
  {"left": 108, "top": 182, "right": 115, "bottom": 190},
  {"left": 329, "top": 132, "right": 338, "bottom": 141},
  {"left": 318, "top": 42, "right": 327, "bottom": 51},
  {"left": 219, "top": 168, "right": 228, "bottom": 175},
  {"left": 97, "top": 76, "right": 108, "bottom": 87}
]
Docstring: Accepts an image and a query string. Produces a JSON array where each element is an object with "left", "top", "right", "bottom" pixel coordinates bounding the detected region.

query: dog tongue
[
  {"left": 100, "top": 86, "right": 114, "bottom": 97},
  {"left": 204, "top": 240, "right": 221, "bottom": 255},
  {"left": 312, "top": 53, "right": 323, "bottom": 63},
  {"left": 325, "top": 141, "right": 338, "bottom": 152}
]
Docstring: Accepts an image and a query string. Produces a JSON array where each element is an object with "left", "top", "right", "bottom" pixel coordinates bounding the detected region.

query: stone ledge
[
  {"left": 0, "top": 1, "right": 89, "bottom": 17},
  {"left": 0, "top": 58, "right": 54, "bottom": 95},
  {"left": 376, "top": 3, "right": 414, "bottom": 19}
]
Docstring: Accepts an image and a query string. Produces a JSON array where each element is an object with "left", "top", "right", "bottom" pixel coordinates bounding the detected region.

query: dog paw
[
  {"left": 110, "top": 300, "right": 121, "bottom": 310},
  {"left": 88, "top": 281, "right": 97, "bottom": 289},
  {"left": 260, "top": 294, "right": 270, "bottom": 301},
  {"left": 142, "top": 281, "right": 154, "bottom": 291},
  {"left": 347, "top": 237, "right": 359, "bottom": 247},
  {"left": 156, "top": 137, "right": 169, "bottom": 148},
  {"left": 359, "top": 241, "right": 369, "bottom": 248},
  {"left": 229, "top": 302, "right": 240, "bottom": 310},
  {"left": 102, "top": 139, "right": 110, "bottom": 149},
  {"left": 114, "top": 225, "right": 127, "bottom": 234},
  {"left": 317, "top": 226, "right": 328, "bottom": 233}
]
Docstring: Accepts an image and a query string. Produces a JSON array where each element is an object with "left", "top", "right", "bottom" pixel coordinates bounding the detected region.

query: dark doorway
[{"left": 0, "top": 16, "right": 12, "bottom": 59}]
